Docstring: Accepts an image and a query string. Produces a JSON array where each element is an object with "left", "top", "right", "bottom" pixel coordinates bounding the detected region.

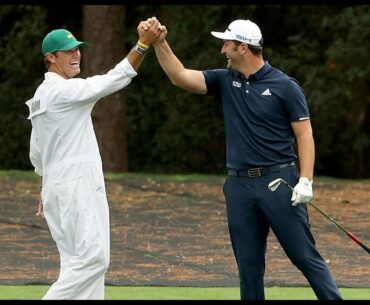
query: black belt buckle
[{"left": 247, "top": 167, "right": 262, "bottom": 177}]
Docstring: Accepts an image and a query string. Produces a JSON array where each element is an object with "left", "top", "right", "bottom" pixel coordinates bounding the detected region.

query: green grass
[
  {"left": 0, "top": 285, "right": 369, "bottom": 300},
  {"left": 104, "top": 172, "right": 226, "bottom": 183},
  {"left": 2, "top": 169, "right": 370, "bottom": 184},
  {"left": 0, "top": 170, "right": 39, "bottom": 179},
  {"left": 0, "top": 170, "right": 227, "bottom": 183}
]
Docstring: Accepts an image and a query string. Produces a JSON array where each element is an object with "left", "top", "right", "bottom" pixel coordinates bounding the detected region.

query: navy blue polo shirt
[{"left": 202, "top": 62, "right": 310, "bottom": 169}]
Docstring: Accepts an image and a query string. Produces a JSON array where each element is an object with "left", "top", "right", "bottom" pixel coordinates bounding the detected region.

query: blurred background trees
[
  {"left": 82, "top": 5, "right": 128, "bottom": 172},
  {"left": 0, "top": 4, "right": 369, "bottom": 178}
]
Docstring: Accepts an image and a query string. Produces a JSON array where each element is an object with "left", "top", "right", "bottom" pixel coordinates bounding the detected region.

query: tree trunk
[{"left": 82, "top": 5, "right": 127, "bottom": 172}]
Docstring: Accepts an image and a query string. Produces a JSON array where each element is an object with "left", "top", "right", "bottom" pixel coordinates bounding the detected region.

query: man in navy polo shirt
[{"left": 150, "top": 18, "right": 342, "bottom": 300}]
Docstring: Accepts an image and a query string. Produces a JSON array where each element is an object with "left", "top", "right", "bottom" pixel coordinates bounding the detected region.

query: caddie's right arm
[{"left": 153, "top": 25, "right": 207, "bottom": 95}]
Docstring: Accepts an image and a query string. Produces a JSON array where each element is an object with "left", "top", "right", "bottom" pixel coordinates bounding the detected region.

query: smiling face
[
  {"left": 46, "top": 47, "right": 81, "bottom": 79},
  {"left": 220, "top": 40, "right": 245, "bottom": 70}
]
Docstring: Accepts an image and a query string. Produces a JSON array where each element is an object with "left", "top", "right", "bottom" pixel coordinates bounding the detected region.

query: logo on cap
[{"left": 236, "top": 34, "right": 248, "bottom": 41}]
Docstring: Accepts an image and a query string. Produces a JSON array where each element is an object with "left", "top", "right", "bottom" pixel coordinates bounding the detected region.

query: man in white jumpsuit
[{"left": 26, "top": 19, "right": 162, "bottom": 300}]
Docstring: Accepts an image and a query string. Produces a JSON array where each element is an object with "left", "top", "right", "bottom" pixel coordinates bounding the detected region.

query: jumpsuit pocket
[{"left": 55, "top": 177, "right": 86, "bottom": 237}]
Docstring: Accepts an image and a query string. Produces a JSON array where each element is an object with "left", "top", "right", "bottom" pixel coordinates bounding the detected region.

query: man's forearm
[
  {"left": 126, "top": 44, "right": 147, "bottom": 71},
  {"left": 153, "top": 40, "right": 186, "bottom": 86},
  {"left": 297, "top": 134, "right": 315, "bottom": 181}
]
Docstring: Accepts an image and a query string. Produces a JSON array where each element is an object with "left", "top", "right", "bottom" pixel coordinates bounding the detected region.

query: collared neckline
[
  {"left": 44, "top": 71, "right": 68, "bottom": 81},
  {"left": 235, "top": 61, "right": 272, "bottom": 81},
  {"left": 248, "top": 61, "right": 272, "bottom": 81}
]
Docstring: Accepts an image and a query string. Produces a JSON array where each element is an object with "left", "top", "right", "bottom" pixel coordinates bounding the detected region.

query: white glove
[{"left": 291, "top": 177, "right": 313, "bottom": 206}]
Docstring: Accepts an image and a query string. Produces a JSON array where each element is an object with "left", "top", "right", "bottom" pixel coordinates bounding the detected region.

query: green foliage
[
  {"left": 300, "top": 6, "right": 370, "bottom": 177},
  {"left": 0, "top": 5, "right": 47, "bottom": 169},
  {"left": 1, "top": 5, "right": 370, "bottom": 177},
  {"left": 258, "top": 5, "right": 370, "bottom": 177}
]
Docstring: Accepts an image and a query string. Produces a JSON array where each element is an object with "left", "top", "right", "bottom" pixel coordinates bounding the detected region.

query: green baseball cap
[{"left": 42, "top": 29, "right": 87, "bottom": 55}]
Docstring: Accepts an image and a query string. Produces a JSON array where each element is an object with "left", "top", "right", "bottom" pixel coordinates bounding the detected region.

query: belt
[{"left": 227, "top": 161, "right": 296, "bottom": 178}]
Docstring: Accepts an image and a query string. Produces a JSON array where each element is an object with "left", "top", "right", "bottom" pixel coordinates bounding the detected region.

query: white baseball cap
[{"left": 211, "top": 19, "right": 262, "bottom": 47}]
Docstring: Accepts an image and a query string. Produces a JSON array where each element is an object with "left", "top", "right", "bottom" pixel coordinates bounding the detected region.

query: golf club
[{"left": 268, "top": 178, "right": 370, "bottom": 255}]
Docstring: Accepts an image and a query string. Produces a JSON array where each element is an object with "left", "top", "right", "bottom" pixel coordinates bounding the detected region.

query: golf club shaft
[
  {"left": 281, "top": 179, "right": 370, "bottom": 255},
  {"left": 308, "top": 201, "right": 370, "bottom": 254}
]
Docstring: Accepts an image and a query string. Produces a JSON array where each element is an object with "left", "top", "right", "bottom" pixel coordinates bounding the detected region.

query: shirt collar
[
  {"left": 235, "top": 61, "right": 272, "bottom": 81},
  {"left": 248, "top": 61, "right": 272, "bottom": 81},
  {"left": 44, "top": 71, "right": 67, "bottom": 81}
]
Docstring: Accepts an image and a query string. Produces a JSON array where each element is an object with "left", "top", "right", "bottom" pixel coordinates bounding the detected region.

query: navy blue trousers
[{"left": 223, "top": 165, "right": 342, "bottom": 300}]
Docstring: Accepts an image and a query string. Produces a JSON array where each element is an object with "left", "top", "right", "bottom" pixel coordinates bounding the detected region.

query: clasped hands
[{"left": 137, "top": 17, "right": 167, "bottom": 47}]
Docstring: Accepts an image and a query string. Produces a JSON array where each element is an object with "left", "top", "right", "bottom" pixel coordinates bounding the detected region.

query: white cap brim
[{"left": 211, "top": 31, "right": 234, "bottom": 40}]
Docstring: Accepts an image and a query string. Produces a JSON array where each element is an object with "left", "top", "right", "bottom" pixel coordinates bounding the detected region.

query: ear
[
  {"left": 241, "top": 43, "right": 248, "bottom": 55},
  {"left": 46, "top": 53, "right": 57, "bottom": 63}
]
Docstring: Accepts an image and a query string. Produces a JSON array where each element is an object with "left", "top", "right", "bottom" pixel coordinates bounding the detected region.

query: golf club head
[{"left": 268, "top": 178, "right": 284, "bottom": 192}]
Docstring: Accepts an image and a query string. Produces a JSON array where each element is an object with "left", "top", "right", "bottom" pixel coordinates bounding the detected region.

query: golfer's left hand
[{"left": 291, "top": 177, "right": 313, "bottom": 206}]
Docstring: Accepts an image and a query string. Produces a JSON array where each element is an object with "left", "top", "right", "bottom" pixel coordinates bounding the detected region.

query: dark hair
[
  {"left": 248, "top": 44, "right": 263, "bottom": 56},
  {"left": 43, "top": 57, "right": 50, "bottom": 70}
]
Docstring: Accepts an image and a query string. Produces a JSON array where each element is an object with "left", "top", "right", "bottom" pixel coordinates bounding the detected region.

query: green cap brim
[{"left": 58, "top": 41, "right": 87, "bottom": 51}]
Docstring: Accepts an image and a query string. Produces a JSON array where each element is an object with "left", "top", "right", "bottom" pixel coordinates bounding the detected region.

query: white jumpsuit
[{"left": 26, "top": 58, "right": 137, "bottom": 300}]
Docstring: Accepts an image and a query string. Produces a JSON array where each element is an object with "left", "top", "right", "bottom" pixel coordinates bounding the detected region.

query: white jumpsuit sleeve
[
  {"left": 60, "top": 58, "right": 137, "bottom": 105},
  {"left": 29, "top": 128, "right": 43, "bottom": 176}
]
